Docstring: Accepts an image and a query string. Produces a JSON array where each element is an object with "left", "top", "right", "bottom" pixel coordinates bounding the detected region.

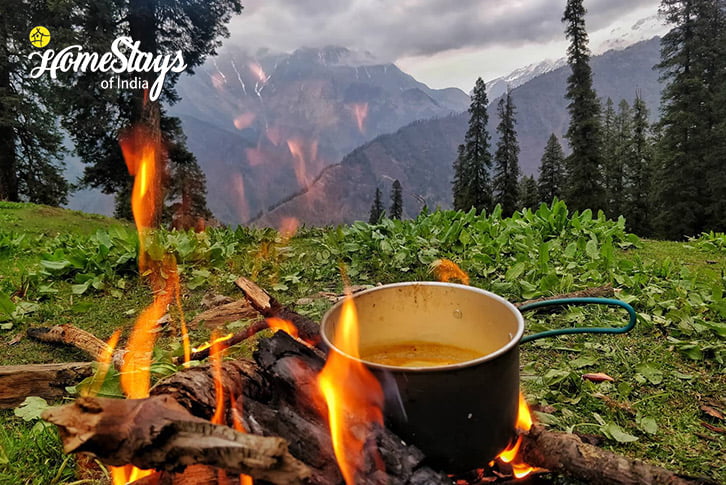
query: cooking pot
[{"left": 320, "top": 282, "right": 636, "bottom": 472}]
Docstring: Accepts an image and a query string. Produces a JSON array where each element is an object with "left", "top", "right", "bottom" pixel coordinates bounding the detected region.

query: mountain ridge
[{"left": 253, "top": 37, "right": 663, "bottom": 227}]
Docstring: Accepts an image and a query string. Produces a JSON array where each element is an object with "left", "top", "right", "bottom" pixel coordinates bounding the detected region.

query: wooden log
[
  {"left": 189, "top": 299, "right": 258, "bottom": 329},
  {"left": 42, "top": 395, "right": 311, "bottom": 485},
  {"left": 234, "top": 276, "right": 323, "bottom": 348},
  {"left": 0, "top": 362, "right": 94, "bottom": 408},
  {"left": 520, "top": 424, "right": 713, "bottom": 485},
  {"left": 156, "top": 331, "right": 450, "bottom": 485},
  {"left": 27, "top": 324, "right": 125, "bottom": 368}
]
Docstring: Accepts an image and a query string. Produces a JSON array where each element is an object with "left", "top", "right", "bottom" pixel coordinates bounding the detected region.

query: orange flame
[
  {"left": 210, "top": 330, "right": 226, "bottom": 425},
  {"left": 265, "top": 317, "right": 299, "bottom": 338},
  {"left": 192, "top": 332, "right": 234, "bottom": 354},
  {"left": 496, "top": 393, "right": 534, "bottom": 479},
  {"left": 248, "top": 62, "right": 269, "bottom": 84},
  {"left": 230, "top": 172, "right": 250, "bottom": 223},
  {"left": 112, "top": 125, "right": 174, "bottom": 484},
  {"left": 349, "top": 103, "right": 368, "bottom": 134},
  {"left": 431, "top": 259, "right": 470, "bottom": 285},
  {"left": 232, "top": 407, "right": 255, "bottom": 485},
  {"left": 317, "top": 294, "right": 384, "bottom": 484},
  {"left": 286, "top": 137, "right": 318, "bottom": 188},
  {"left": 82, "top": 330, "right": 121, "bottom": 398},
  {"left": 277, "top": 217, "right": 300, "bottom": 241},
  {"left": 233, "top": 112, "right": 257, "bottom": 131}
]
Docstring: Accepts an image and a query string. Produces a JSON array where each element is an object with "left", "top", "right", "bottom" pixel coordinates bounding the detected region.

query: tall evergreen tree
[
  {"left": 369, "top": 187, "right": 385, "bottom": 223},
  {"left": 623, "top": 94, "right": 653, "bottom": 234},
  {"left": 0, "top": 1, "right": 69, "bottom": 204},
  {"left": 518, "top": 175, "right": 539, "bottom": 210},
  {"left": 654, "top": 0, "right": 726, "bottom": 238},
  {"left": 705, "top": 0, "right": 726, "bottom": 232},
  {"left": 538, "top": 134, "right": 566, "bottom": 203},
  {"left": 562, "top": 0, "right": 605, "bottom": 212},
  {"left": 605, "top": 99, "right": 632, "bottom": 217},
  {"left": 452, "top": 77, "right": 493, "bottom": 212},
  {"left": 493, "top": 91, "right": 520, "bottom": 217},
  {"left": 59, "top": 0, "right": 242, "bottom": 225},
  {"left": 390, "top": 179, "right": 403, "bottom": 220},
  {"left": 601, "top": 98, "right": 617, "bottom": 212}
]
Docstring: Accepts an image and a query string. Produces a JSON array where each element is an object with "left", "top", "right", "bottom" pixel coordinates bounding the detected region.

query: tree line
[
  {"left": 452, "top": 0, "right": 726, "bottom": 240},
  {"left": 0, "top": 0, "right": 242, "bottom": 228}
]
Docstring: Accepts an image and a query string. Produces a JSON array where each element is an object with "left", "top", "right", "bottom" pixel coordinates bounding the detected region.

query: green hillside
[{"left": 0, "top": 203, "right": 724, "bottom": 484}]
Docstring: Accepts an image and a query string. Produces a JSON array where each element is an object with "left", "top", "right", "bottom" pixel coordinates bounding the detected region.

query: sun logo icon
[{"left": 29, "top": 26, "right": 51, "bottom": 48}]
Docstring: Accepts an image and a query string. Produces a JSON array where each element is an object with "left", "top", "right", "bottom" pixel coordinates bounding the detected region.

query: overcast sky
[{"left": 225, "top": 0, "right": 667, "bottom": 90}]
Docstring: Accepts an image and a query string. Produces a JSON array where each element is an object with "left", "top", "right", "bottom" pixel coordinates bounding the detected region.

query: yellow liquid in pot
[{"left": 360, "top": 341, "right": 487, "bottom": 367}]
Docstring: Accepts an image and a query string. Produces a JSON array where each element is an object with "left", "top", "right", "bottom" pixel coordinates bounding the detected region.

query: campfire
[{"left": 25, "top": 126, "right": 700, "bottom": 485}]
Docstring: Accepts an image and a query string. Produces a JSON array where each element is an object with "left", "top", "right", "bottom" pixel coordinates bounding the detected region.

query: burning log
[
  {"left": 37, "top": 279, "right": 711, "bottom": 484},
  {"left": 234, "top": 276, "right": 323, "bottom": 347},
  {"left": 42, "top": 394, "right": 311, "bottom": 484},
  {"left": 42, "top": 331, "right": 450, "bottom": 484}
]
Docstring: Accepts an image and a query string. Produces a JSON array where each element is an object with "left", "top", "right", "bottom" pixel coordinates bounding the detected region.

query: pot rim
[{"left": 320, "top": 281, "right": 525, "bottom": 373}]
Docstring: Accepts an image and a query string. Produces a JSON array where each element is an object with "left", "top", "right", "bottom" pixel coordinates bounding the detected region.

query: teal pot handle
[{"left": 519, "top": 297, "right": 637, "bottom": 344}]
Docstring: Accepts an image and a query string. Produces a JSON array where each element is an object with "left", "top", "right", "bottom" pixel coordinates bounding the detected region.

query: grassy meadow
[{"left": 0, "top": 200, "right": 724, "bottom": 484}]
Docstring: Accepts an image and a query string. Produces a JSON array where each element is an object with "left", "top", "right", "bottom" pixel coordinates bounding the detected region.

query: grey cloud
[{"left": 227, "top": 0, "right": 659, "bottom": 60}]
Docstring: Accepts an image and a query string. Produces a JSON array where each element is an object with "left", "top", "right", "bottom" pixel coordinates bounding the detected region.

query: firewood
[
  {"left": 234, "top": 276, "right": 323, "bottom": 347},
  {"left": 42, "top": 395, "right": 311, "bottom": 485},
  {"left": 0, "top": 362, "right": 94, "bottom": 408},
  {"left": 520, "top": 424, "right": 714, "bottom": 485},
  {"left": 189, "top": 299, "right": 258, "bottom": 329},
  {"left": 27, "top": 324, "right": 125, "bottom": 368}
]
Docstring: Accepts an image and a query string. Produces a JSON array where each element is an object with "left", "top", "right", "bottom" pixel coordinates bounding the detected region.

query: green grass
[{"left": 0, "top": 203, "right": 724, "bottom": 484}]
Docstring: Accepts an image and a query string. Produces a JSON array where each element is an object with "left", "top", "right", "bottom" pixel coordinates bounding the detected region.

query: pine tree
[
  {"left": 493, "top": 91, "right": 520, "bottom": 217},
  {"left": 452, "top": 77, "right": 493, "bottom": 212},
  {"left": 0, "top": 1, "right": 69, "bottom": 204},
  {"left": 601, "top": 98, "right": 616, "bottom": 214},
  {"left": 538, "top": 134, "right": 566, "bottom": 203},
  {"left": 705, "top": 1, "right": 726, "bottom": 232},
  {"left": 163, "top": 116, "right": 213, "bottom": 229},
  {"left": 562, "top": 0, "right": 605, "bottom": 213},
  {"left": 623, "top": 94, "right": 653, "bottom": 234},
  {"left": 59, "top": 0, "right": 242, "bottom": 224},
  {"left": 518, "top": 175, "right": 539, "bottom": 210},
  {"left": 654, "top": 0, "right": 726, "bottom": 238},
  {"left": 369, "top": 187, "right": 385, "bottom": 223},
  {"left": 390, "top": 179, "right": 403, "bottom": 220},
  {"left": 605, "top": 99, "right": 632, "bottom": 218}
]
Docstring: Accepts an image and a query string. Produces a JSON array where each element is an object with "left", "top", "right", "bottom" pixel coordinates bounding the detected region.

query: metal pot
[{"left": 320, "top": 282, "right": 636, "bottom": 472}]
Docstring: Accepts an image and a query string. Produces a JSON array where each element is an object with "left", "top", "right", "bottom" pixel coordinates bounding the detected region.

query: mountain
[
  {"left": 254, "top": 37, "right": 663, "bottom": 227},
  {"left": 487, "top": 58, "right": 567, "bottom": 102},
  {"left": 167, "top": 45, "right": 469, "bottom": 223}
]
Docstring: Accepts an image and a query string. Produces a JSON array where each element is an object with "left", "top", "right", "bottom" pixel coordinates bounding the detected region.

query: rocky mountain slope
[{"left": 254, "top": 37, "right": 663, "bottom": 226}]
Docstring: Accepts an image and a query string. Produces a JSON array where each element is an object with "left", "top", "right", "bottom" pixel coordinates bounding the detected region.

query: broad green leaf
[
  {"left": 14, "top": 396, "right": 50, "bottom": 421},
  {"left": 638, "top": 416, "right": 658, "bottom": 434},
  {"left": 71, "top": 281, "right": 91, "bottom": 295},
  {"left": 585, "top": 239, "right": 599, "bottom": 260},
  {"left": 0, "top": 291, "right": 15, "bottom": 320},
  {"left": 0, "top": 442, "right": 8, "bottom": 464},
  {"left": 506, "top": 262, "right": 526, "bottom": 280},
  {"left": 635, "top": 363, "right": 664, "bottom": 385},
  {"left": 602, "top": 422, "right": 638, "bottom": 443},
  {"left": 570, "top": 355, "right": 597, "bottom": 369},
  {"left": 40, "top": 259, "right": 71, "bottom": 271}
]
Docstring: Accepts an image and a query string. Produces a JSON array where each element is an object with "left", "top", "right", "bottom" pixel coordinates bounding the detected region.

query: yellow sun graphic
[{"left": 29, "top": 26, "right": 51, "bottom": 48}]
